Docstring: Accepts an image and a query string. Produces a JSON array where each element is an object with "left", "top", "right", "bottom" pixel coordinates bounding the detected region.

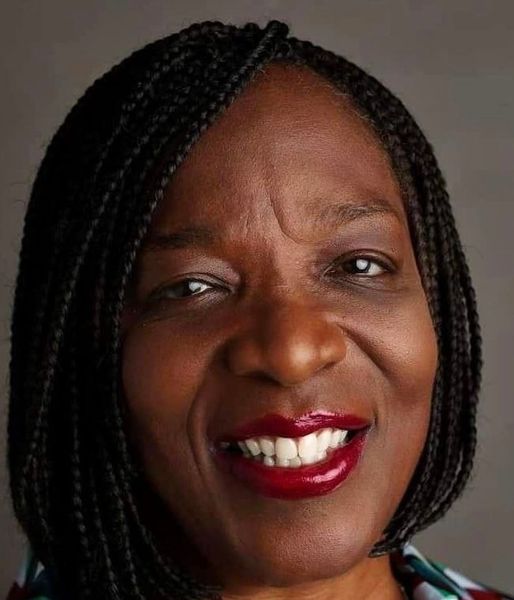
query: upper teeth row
[{"left": 235, "top": 428, "right": 349, "bottom": 461}]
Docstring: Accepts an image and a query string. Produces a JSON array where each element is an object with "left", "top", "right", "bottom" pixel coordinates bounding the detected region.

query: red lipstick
[{"left": 211, "top": 411, "right": 372, "bottom": 500}]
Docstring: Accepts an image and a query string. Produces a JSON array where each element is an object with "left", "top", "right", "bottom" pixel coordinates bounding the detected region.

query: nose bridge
[{"left": 225, "top": 294, "right": 347, "bottom": 387}]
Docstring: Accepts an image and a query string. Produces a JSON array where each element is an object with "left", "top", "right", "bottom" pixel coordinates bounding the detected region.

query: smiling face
[{"left": 120, "top": 63, "right": 438, "bottom": 593}]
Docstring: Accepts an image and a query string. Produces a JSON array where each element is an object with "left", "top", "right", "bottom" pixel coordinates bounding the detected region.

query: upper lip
[{"left": 214, "top": 410, "right": 372, "bottom": 444}]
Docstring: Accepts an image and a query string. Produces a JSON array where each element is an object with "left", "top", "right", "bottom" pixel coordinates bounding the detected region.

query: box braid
[{"left": 7, "top": 18, "right": 482, "bottom": 600}]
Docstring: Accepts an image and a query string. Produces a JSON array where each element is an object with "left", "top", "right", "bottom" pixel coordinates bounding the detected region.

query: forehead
[{"left": 145, "top": 62, "right": 406, "bottom": 243}]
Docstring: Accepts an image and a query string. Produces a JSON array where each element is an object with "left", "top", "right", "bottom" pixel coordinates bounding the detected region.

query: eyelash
[{"left": 150, "top": 256, "right": 392, "bottom": 302}]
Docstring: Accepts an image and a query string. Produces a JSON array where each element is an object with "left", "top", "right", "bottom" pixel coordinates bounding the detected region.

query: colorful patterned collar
[
  {"left": 391, "top": 544, "right": 513, "bottom": 599},
  {"left": 7, "top": 542, "right": 513, "bottom": 599}
]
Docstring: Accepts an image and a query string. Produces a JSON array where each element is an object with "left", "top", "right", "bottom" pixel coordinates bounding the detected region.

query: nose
[{"left": 225, "top": 301, "right": 347, "bottom": 386}]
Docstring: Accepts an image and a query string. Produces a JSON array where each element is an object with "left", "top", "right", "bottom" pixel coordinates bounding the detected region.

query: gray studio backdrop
[{"left": 1, "top": 1, "right": 513, "bottom": 595}]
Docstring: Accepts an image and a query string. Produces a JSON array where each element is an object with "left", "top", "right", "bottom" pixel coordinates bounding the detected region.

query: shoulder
[{"left": 392, "top": 542, "right": 514, "bottom": 600}]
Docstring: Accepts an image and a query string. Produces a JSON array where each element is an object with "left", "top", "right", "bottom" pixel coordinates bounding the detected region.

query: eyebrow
[{"left": 142, "top": 199, "right": 402, "bottom": 253}]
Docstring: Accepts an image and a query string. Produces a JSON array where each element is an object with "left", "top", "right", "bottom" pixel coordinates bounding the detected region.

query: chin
[{"left": 214, "top": 522, "right": 376, "bottom": 589}]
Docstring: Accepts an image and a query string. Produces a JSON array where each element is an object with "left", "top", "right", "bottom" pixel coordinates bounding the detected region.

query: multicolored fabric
[
  {"left": 391, "top": 544, "right": 513, "bottom": 599},
  {"left": 6, "top": 542, "right": 513, "bottom": 599},
  {"left": 7, "top": 544, "right": 56, "bottom": 600}
]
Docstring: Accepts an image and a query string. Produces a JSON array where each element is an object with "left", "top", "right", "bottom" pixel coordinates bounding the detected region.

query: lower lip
[{"left": 212, "top": 428, "right": 369, "bottom": 500}]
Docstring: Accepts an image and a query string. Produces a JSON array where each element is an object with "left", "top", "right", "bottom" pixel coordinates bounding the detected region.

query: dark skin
[{"left": 120, "top": 63, "right": 438, "bottom": 600}]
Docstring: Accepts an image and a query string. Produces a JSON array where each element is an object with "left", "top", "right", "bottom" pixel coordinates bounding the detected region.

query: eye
[
  {"left": 347, "top": 257, "right": 386, "bottom": 276},
  {"left": 330, "top": 256, "right": 390, "bottom": 278},
  {"left": 148, "top": 256, "right": 391, "bottom": 304},
  {"left": 151, "top": 278, "right": 215, "bottom": 301}
]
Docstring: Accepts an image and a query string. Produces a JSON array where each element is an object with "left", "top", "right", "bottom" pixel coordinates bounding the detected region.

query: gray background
[{"left": 1, "top": 0, "right": 513, "bottom": 595}]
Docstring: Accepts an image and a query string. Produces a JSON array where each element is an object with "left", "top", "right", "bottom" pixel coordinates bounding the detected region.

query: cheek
[
  {"left": 366, "top": 291, "right": 438, "bottom": 511},
  {"left": 121, "top": 323, "right": 203, "bottom": 484}
]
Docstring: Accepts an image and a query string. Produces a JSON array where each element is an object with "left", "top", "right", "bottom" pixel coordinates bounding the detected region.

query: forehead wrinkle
[
  {"left": 266, "top": 185, "right": 405, "bottom": 246},
  {"left": 313, "top": 199, "right": 404, "bottom": 228},
  {"left": 141, "top": 195, "right": 405, "bottom": 254}
]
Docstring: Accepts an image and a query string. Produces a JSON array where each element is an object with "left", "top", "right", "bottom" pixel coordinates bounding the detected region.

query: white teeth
[
  {"left": 275, "top": 437, "right": 298, "bottom": 460},
  {"left": 329, "top": 429, "right": 344, "bottom": 448},
  {"left": 301, "top": 450, "right": 327, "bottom": 466},
  {"left": 259, "top": 436, "right": 275, "bottom": 457},
  {"left": 237, "top": 441, "right": 251, "bottom": 456},
  {"left": 298, "top": 432, "right": 318, "bottom": 459},
  {"left": 316, "top": 428, "right": 332, "bottom": 453},
  {"left": 231, "top": 427, "right": 354, "bottom": 468},
  {"left": 245, "top": 439, "right": 261, "bottom": 456}
]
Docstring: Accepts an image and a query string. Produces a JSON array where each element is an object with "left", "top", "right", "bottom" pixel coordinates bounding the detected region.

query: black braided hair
[{"left": 7, "top": 19, "right": 482, "bottom": 600}]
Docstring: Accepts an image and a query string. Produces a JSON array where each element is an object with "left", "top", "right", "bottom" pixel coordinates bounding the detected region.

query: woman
[{"left": 6, "top": 19, "right": 512, "bottom": 600}]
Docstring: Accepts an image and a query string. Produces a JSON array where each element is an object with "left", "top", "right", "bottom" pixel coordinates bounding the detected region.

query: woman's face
[{"left": 121, "top": 63, "right": 438, "bottom": 590}]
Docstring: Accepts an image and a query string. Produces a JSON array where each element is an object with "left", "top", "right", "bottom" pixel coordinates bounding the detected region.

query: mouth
[{"left": 210, "top": 411, "right": 372, "bottom": 500}]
